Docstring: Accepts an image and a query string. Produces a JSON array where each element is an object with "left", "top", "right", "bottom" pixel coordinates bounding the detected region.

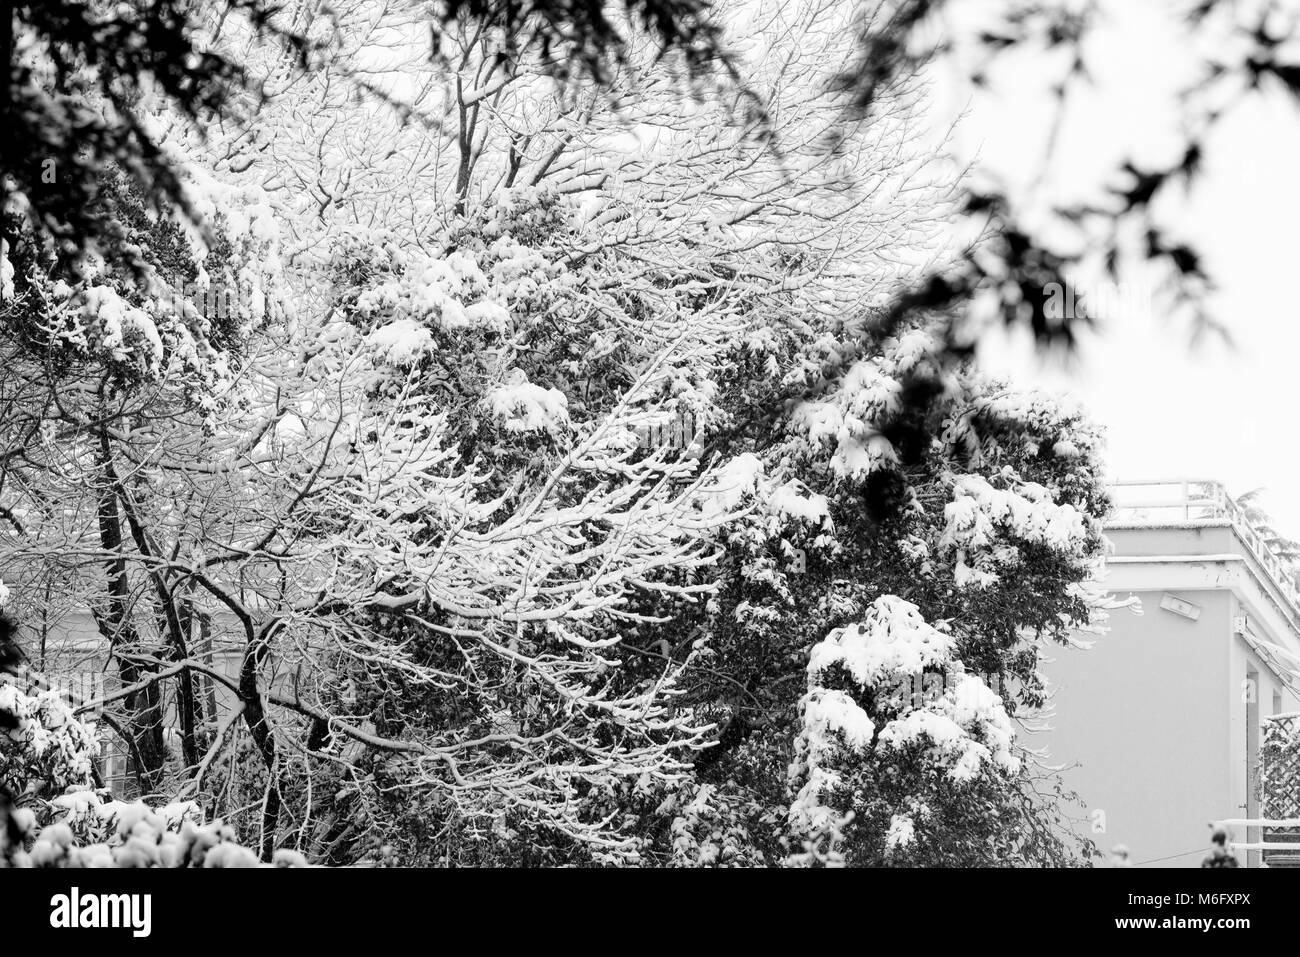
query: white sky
[{"left": 922, "top": 0, "right": 1300, "bottom": 535}]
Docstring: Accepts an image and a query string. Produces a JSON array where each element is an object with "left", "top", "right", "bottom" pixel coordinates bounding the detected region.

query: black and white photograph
[{"left": 1, "top": 0, "right": 1297, "bottom": 938}]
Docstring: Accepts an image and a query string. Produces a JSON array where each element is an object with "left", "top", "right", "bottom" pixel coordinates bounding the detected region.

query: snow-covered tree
[
  {"left": 0, "top": 135, "right": 289, "bottom": 793},
  {"left": 2, "top": 0, "right": 1120, "bottom": 868},
  {"left": 629, "top": 321, "right": 1118, "bottom": 866},
  {"left": 789, "top": 596, "right": 1020, "bottom": 865}
]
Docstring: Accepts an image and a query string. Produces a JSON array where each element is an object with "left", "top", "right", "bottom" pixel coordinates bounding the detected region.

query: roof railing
[{"left": 1108, "top": 479, "right": 1300, "bottom": 615}]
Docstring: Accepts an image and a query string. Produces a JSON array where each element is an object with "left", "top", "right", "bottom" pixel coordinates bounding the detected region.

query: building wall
[
  {"left": 1037, "top": 588, "right": 1232, "bottom": 866},
  {"left": 1036, "top": 521, "right": 1300, "bottom": 867},
  {"left": 1105, "top": 523, "right": 1238, "bottom": 558}
]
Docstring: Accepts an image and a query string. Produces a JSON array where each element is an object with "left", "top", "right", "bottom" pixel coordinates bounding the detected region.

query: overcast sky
[{"left": 923, "top": 0, "right": 1300, "bottom": 536}]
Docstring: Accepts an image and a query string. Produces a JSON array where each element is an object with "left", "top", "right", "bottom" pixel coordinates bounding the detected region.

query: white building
[{"left": 1037, "top": 480, "right": 1300, "bottom": 867}]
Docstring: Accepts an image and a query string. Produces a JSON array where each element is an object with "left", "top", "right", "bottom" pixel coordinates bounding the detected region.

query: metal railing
[
  {"left": 1215, "top": 819, "right": 1300, "bottom": 861},
  {"left": 1108, "top": 479, "right": 1300, "bottom": 615},
  {"left": 1222, "top": 715, "right": 1300, "bottom": 866}
]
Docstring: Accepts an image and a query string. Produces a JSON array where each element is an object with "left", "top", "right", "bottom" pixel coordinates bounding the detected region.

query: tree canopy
[{"left": 0, "top": 0, "right": 1199, "bottom": 868}]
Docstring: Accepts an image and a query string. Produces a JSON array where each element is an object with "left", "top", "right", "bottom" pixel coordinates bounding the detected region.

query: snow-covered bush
[
  {"left": 0, "top": 675, "right": 99, "bottom": 798},
  {"left": 788, "top": 597, "right": 1020, "bottom": 864},
  {"left": 2, "top": 791, "right": 307, "bottom": 868}
]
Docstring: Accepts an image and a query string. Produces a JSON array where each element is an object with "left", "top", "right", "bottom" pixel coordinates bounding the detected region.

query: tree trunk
[{"left": 95, "top": 438, "right": 166, "bottom": 792}]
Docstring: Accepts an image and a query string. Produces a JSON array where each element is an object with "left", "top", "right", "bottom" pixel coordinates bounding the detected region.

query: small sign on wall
[{"left": 1160, "top": 593, "right": 1201, "bottom": 621}]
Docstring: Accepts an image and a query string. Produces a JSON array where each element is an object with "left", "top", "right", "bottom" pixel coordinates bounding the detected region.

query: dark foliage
[
  {"left": 1, "top": 0, "right": 303, "bottom": 278},
  {"left": 0, "top": 609, "right": 20, "bottom": 680},
  {"left": 438, "top": 0, "right": 727, "bottom": 82}
]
